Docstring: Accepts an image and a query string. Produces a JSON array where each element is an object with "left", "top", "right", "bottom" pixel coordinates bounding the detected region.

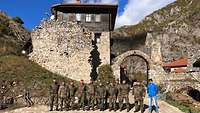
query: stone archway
[{"left": 112, "top": 50, "right": 154, "bottom": 81}]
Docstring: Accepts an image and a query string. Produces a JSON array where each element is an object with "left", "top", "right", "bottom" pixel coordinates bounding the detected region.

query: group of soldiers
[{"left": 49, "top": 79, "right": 146, "bottom": 112}]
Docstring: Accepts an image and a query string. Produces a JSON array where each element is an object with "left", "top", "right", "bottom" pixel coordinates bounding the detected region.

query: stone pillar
[{"left": 97, "top": 32, "right": 110, "bottom": 65}]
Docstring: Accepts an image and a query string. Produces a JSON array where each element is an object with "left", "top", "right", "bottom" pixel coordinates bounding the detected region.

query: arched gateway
[{"left": 112, "top": 50, "right": 154, "bottom": 81}]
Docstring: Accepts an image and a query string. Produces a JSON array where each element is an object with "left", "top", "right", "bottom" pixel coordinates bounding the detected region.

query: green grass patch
[
  {"left": 0, "top": 55, "right": 74, "bottom": 97},
  {"left": 165, "top": 92, "right": 200, "bottom": 113}
]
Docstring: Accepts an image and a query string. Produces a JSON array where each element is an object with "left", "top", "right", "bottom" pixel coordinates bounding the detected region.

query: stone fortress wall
[{"left": 29, "top": 20, "right": 110, "bottom": 82}]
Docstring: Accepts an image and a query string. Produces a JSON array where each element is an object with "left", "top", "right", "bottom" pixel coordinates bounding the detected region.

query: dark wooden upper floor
[{"left": 51, "top": 3, "right": 118, "bottom": 32}]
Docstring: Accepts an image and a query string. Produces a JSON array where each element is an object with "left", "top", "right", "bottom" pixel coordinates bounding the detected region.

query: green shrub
[{"left": 97, "top": 64, "right": 114, "bottom": 82}]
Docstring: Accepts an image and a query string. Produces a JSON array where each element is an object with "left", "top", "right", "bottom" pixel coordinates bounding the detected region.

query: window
[
  {"left": 76, "top": 14, "right": 81, "bottom": 21},
  {"left": 85, "top": 14, "right": 92, "bottom": 22},
  {"left": 95, "top": 14, "right": 101, "bottom": 22}
]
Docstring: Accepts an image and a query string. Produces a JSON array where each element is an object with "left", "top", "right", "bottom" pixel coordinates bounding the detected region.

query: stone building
[{"left": 29, "top": 1, "right": 118, "bottom": 82}]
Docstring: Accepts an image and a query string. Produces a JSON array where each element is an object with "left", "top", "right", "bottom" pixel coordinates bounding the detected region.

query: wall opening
[{"left": 120, "top": 55, "right": 149, "bottom": 85}]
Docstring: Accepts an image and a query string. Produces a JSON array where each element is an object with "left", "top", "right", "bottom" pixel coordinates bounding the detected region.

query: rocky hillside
[
  {"left": 0, "top": 11, "right": 31, "bottom": 55},
  {"left": 112, "top": 0, "right": 200, "bottom": 63}
]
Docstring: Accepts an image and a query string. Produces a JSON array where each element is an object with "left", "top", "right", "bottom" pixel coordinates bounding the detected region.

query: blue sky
[{"left": 0, "top": 0, "right": 176, "bottom": 30}]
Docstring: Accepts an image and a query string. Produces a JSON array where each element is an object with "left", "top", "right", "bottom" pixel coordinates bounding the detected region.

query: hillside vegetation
[
  {"left": 0, "top": 12, "right": 73, "bottom": 103},
  {"left": 114, "top": 0, "right": 200, "bottom": 38},
  {"left": 0, "top": 11, "right": 31, "bottom": 55}
]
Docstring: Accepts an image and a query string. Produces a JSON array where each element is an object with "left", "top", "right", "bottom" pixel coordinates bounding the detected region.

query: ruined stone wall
[
  {"left": 29, "top": 20, "right": 94, "bottom": 82},
  {"left": 98, "top": 32, "right": 110, "bottom": 65}
]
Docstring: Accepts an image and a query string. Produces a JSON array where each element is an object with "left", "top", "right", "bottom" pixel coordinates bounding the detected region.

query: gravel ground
[{"left": 1, "top": 96, "right": 183, "bottom": 113}]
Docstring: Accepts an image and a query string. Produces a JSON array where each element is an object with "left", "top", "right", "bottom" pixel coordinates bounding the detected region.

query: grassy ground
[
  {"left": 164, "top": 92, "right": 200, "bottom": 113},
  {"left": 0, "top": 55, "right": 74, "bottom": 97}
]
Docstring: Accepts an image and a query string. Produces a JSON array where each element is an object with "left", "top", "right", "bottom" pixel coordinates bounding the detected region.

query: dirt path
[{"left": 2, "top": 97, "right": 184, "bottom": 113}]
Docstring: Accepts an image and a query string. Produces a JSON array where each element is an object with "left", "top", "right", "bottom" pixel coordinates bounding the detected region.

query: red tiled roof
[
  {"left": 171, "top": 68, "right": 189, "bottom": 73},
  {"left": 162, "top": 58, "right": 188, "bottom": 67}
]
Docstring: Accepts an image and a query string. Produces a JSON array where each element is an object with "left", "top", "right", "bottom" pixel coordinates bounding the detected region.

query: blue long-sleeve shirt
[{"left": 147, "top": 82, "right": 158, "bottom": 97}]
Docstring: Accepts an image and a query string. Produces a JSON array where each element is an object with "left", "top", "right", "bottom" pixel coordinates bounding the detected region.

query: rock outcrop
[{"left": 112, "top": 0, "right": 200, "bottom": 71}]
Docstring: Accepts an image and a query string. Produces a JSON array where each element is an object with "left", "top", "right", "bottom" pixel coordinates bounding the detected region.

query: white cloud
[{"left": 115, "top": 0, "right": 176, "bottom": 28}]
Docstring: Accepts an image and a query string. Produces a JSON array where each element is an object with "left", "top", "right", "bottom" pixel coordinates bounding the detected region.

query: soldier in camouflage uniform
[
  {"left": 69, "top": 81, "right": 76, "bottom": 110},
  {"left": 105, "top": 81, "right": 110, "bottom": 109},
  {"left": 49, "top": 79, "right": 59, "bottom": 111},
  {"left": 94, "top": 80, "right": 100, "bottom": 109},
  {"left": 118, "top": 80, "right": 130, "bottom": 112},
  {"left": 97, "top": 82, "right": 106, "bottom": 111},
  {"left": 108, "top": 81, "right": 118, "bottom": 111},
  {"left": 58, "top": 81, "right": 69, "bottom": 111},
  {"left": 86, "top": 79, "right": 95, "bottom": 110},
  {"left": 133, "top": 81, "right": 146, "bottom": 113},
  {"left": 77, "top": 80, "right": 87, "bottom": 110}
]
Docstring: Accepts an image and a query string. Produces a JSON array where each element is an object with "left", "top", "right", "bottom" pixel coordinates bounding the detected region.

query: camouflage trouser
[
  {"left": 109, "top": 96, "right": 117, "bottom": 110},
  {"left": 69, "top": 96, "right": 75, "bottom": 109},
  {"left": 50, "top": 94, "right": 58, "bottom": 111},
  {"left": 99, "top": 97, "right": 105, "bottom": 110},
  {"left": 78, "top": 94, "right": 86, "bottom": 110},
  {"left": 87, "top": 94, "right": 95, "bottom": 110},
  {"left": 134, "top": 99, "right": 144, "bottom": 112},
  {"left": 119, "top": 95, "right": 129, "bottom": 110},
  {"left": 60, "top": 97, "right": 70, "bottom": 111},
  {"left": 95, "top": 95, "right": 100, "bottom": 107}
]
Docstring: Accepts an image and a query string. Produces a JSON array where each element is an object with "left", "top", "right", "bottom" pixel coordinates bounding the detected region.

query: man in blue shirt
[{"left": 147, "top": 79, "right": 159, "bottom": 113}]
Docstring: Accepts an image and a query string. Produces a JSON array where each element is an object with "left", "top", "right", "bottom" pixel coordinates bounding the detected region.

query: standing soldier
[
  {"left": 65, "top": 82, "right": 70, "bottom": 111},
  {"left": 118, "top": 80, "right": 130, "bottom": 112},
  {"left": 108, "top": 81, "right": 118, "bottom": 111},
  {"left": 105, "top": 81, "right": 110, "bottom": 109},
  {"left": 24, "top": 87, "right": 34, "bottom": 107},
  {"left": 69, "top": 81, "right": 76, "bottom": 110},
  {"left": 58, "top": 81, "right": 69, "bottom": 111},
  {"left": 49, "top": 79, "right": 59, "bottom": 111},
  {"left": 94, "top": 80, "right": 100, "bottom": 109},
  {"left": 86, "top": 79, "right": 95, "bottom": 110},
  {"left": 77, "top": 80, "right": 86, "bottom": 110},
  {"left": 97, "top": 82, "right": 106, "bottom": 111},
  {"left": 132, "top": 81, "right": 146, "bottom": 113}
]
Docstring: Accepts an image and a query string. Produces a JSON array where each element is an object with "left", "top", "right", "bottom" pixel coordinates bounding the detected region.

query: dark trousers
[
  {"left": 87, "top": 95, "right": 95, "bottom": 110},
  {"left": 60, "top": 97, "right": 69, "bottom": 111},
  {"left": 25, "top": 96, "right": 34, "bottom": 107},
  {"left": 134, "top": 99, "right": 144, "bottom": 113},
  {"left": 119, "top": 95, "right": 129, "bottom": 110},
  {"left": 69, "top": 97, "right": 75, "bottom": 109},
  {"left": 99, "top": 97, "right": 105, "bottom": 110},
  {"left": 50, "top": 94, "right": 58, "bottom": 111},
  {"left": 109, "top": 96, "right": 117, "bottom": 110}
]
